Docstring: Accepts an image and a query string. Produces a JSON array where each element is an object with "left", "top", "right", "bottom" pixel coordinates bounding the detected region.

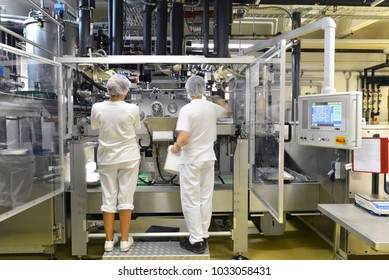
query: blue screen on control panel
[{"left": 311, "top": 101, "right": 342, "bottom": 128}]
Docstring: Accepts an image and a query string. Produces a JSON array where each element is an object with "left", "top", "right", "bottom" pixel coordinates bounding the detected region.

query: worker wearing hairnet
[
  {"left": 91, "top": 74, "right": 141, "bottom": 252},
  {"left": 171, "top": 75, "right": 231, "bottom": 254}
]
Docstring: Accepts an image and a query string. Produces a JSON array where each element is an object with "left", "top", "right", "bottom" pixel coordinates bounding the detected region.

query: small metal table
[{"left": 318, "top": 204, "right": 389, "bottom": 259}]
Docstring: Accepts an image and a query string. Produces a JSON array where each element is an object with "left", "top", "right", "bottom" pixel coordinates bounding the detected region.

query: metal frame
[
  {"left": 318, "top": 204, "right": 389, "bottom": 260},
  {"left": 62, "top": 55, "right": 255, "bottom": 258},
  {"left": 69, "top": 139, "right": 93, "bottom": 257},
  {"left": 232, "top": 138, "right": 248, "bottom": 255},
  {"left": 0, "top": 44, "right": 64, "bottom": 223},
  {"left": 247, "top": 40, "right": 287, "bottom": 223},
  {"left": 56, "top": 55, "right": 255, "bottom": 65},
  {"left": 0, "top": 43, "right": 61, "bottom": 67},
  {"left": 0, "top": 44, "right": 65, "bottom": 253}
]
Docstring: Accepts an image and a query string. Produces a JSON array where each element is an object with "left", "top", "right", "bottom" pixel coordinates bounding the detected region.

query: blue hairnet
[
  {"left": 185, "top": 75, "right": 206, "bottom": 97},
  {"left": 106, "top": 74, "right": 131, "bottom": 96}
]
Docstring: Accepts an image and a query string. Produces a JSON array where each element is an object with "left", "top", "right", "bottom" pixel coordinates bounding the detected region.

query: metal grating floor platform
[{"left": 102, "top": 241, "right": 210, "bottom": 260}]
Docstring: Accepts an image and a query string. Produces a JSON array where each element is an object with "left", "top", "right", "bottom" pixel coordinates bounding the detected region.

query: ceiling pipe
[
  {"left": 203, "top": 0, "right": 217, "bottom": 57},
  {"left": 255, "top": 0, "right": 389, "bottom": 6},
  {"left": 110, "top": 0, "right": 124, "bottom": 55},
  {"left": 108, "top": 0, "right": 112, "bottom": 53},
  {"left": 203, "top": 0, "right": 232, "bottom": 57},
  {"left": 214, "top": 0, "right": 232, "bottom": 58},
  {"left": 171, "top": 1, "right": 184, "bottom": 55},
  {"left": 243, "top": 17, "right": 337, "bottom": 94},
  {"left": 142, "top": 1, "right": 157, "bottom": 55},
  {"left": 156, "top": 0, "right": 168, "bottom": 55},
  {"left": 78, "top": 0, "right": 95, "bottom": 57}
]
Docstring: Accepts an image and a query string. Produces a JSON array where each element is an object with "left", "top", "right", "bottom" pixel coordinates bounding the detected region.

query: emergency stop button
[{"left": 335, "top": 136, "right": 346, "bottom": 144}]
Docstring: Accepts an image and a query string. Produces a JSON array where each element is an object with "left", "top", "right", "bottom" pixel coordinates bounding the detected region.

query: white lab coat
[
  {"left": 91, "top": 100, "right": 141, "bottom": 212},
  {"left": 176, "top": 99, "right": 227, "bottom": 244}
]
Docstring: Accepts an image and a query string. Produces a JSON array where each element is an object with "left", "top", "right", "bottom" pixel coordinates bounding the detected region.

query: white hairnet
[
  {"left": 185, "top": 75, "right": 206, "bottom": 97},
  {"left": 106, "top": 74, "right": 131, "bottom": 96}
]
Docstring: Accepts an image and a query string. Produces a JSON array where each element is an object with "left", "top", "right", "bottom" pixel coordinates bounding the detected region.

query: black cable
[
  {"left": 138, "top": 175, "right": 155, "bottom": 185},
  {"left": 331, "top": 181, "right": 335, "bottom": 203},
  {"left": 385, "top": 174, "right": 389, "bottom": 195},
  {"left": 155, "top": 155, "right": 179, "bottom": 186},
  {"left": 138, "top": 122, "right": 153, "bottom": 150},
  {"left": 155, "top": 146, "right": 179, "bottom": 185},
  {"left": 81, "top": 73, "right": 107, "bottom": 92}
]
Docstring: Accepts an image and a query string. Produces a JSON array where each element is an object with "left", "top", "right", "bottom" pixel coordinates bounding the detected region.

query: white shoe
[
  {"left": 104, "top": 235, "right": 118, "bottom": 252},
  {"left": 120, "top": 236, "right": 134, "bottom": 252}
]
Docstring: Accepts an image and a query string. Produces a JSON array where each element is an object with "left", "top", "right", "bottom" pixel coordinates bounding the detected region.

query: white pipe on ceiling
[{"left": 242, "top": 17, "right": 337, "bottom": 94}]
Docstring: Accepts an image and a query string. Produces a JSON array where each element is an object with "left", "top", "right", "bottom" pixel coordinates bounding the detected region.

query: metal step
[{"left": 102, "top": 241, "right": 210, "bottom": 260}]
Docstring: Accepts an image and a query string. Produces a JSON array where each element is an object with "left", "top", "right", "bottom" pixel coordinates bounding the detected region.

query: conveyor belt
[{"left": 102, "top": 241, "right": 210, "bottom": 260}]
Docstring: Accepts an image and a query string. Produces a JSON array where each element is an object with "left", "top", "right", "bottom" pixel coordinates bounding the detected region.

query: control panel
[{"left": 298, "top": 92, "right": 362, "bottom": 149}]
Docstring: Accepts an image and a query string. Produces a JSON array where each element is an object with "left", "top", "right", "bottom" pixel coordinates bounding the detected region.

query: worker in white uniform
[
  {"left": 91, "top": 74, "right": 141, "bottom": 252},
  {"left": 171, "top": 75, "right": 231, "bottom": 254}
]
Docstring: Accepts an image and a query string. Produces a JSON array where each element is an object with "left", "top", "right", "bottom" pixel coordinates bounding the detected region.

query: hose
[
  {"left": 385, "top": 174, "right": 389, "bottom": 195},
  {"left": 156, "top": 155, "right": 179, "bottom": 185},
  {"left": 138, "top": 175, "right": 156, "bottom": 185},
  {"left": 138, "top": 120, "right": 153, "bottom": 150},
  {"left": 81, "top": 73, "right": 107, "bottom": 92}
]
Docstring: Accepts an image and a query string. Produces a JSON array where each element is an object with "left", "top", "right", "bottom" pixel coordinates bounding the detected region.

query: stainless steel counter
[{"left": 318, "top": 204, "right": 389, "bottom": 259}]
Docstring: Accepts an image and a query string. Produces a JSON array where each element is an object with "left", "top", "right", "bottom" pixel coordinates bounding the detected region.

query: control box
[{"left": 298, "top": 92, "right": 362, "bottom": 149}]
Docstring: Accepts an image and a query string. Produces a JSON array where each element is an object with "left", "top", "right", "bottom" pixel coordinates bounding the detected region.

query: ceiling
[
  {"left": 89, "top": 0, "right": 389, "bottom": 53},
  {"left": 2, "top": 1, "right": 389, "bottom": 52}
]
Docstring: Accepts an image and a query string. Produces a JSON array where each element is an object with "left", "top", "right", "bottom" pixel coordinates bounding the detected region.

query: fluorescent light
[{"left": 371, "top": 0, "right": 385, "bottom": 7}]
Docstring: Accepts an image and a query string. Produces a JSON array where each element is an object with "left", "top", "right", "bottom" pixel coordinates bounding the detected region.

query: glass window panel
[
  {"left": 248, "top": 40, "right": 287, "bottom": 223},
  {"left": 0, "top": 48, "right": 63, "bottom": 221}
]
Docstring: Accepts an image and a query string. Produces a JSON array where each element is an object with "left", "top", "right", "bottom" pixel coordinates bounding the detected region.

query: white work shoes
[
  {"left": 104, "top": 235, "right": 118, "bottom": 252},
  {"left": 120, "top": 236, "right": 134, "bottom": 252}
]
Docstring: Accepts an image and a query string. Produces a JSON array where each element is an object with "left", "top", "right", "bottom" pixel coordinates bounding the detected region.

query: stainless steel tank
[
  {"left": 24, "top": 17, "right": 59, "bottom": 91},
  {"left": 0, "top": 1, "right": 31, "bottom": 16},
  {"left": 24, "top": 17, "right": 78, "bottom": 92},
  {"left": 62, "top": 21, "right": 78, "bottom": 56},
  {"left": 2, "top": 2, "right": 79, "bottom": 92}
]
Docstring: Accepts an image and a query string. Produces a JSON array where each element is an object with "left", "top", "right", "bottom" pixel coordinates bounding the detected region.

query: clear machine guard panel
[{"left": 298, "top": 92, "right": 362, "bottom": 149}]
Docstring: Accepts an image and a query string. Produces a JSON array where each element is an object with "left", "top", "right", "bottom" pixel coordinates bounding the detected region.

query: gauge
[
  {"left": 151, "top": 101, "right": 163, "bottom": 115},
  {"left": 167, "top": 102, "right": 178, "bottom": 114}
]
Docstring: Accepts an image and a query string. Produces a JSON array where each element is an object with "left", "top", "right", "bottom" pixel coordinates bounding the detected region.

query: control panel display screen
[
  {"left": 311, "top": 101, "right": 342, "bottom": 129},
  {"left": 298, "top": 92, "right": 362, "bottom": 149}
]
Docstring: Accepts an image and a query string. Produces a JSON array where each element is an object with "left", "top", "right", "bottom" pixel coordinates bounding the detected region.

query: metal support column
[
  {"left": 232, "top": 138, "right": 248, "bottom": 258},
  {"left": 70, "top": 139, "right": 88, "bottom": 257}
]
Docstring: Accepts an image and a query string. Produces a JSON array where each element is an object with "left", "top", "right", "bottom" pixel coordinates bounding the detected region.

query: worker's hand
[
  {"left": 171, "top": 143, "right": 181, "bottom": 154},
  {"left": 211, "top": 95, "right": 232, "bottom": 116},
  {"left": 211, "top": 95, "right": 222, "bottom": 103}
]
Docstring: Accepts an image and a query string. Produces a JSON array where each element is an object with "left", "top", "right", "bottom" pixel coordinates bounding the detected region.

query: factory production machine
[
  {"left": 0, "top": 43, "right": 254, "bottom": 258},
  {"left": 61, "top": 54, "right": 254, "bottom": 259},
  {"left": 0, "top": 40, "right": 342, "bottom": 260},
  {"left": 0, "top": 1, "right": 256, "bottom": 257},
  {"left": 0, "top": 21, "right": 314, "bottom": 259},
  {"left": 2, "top": 0, "right": 386, "bottom": 260},
  {"left": 56, "top": 44, "right": 329, "bottom": 259}
]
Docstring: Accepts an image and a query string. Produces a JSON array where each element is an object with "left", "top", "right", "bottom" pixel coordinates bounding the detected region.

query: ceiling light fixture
[{"left": 371, "top": 0, "right": 385, "bottom": 7}]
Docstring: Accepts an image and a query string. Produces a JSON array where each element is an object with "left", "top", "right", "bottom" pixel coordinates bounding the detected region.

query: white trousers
[
  {"left": 180, "top": 160, "right": 215, "bottom": 244},
  {"left": 99, "top": 160, "right": 139, "bottom": 213}
]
